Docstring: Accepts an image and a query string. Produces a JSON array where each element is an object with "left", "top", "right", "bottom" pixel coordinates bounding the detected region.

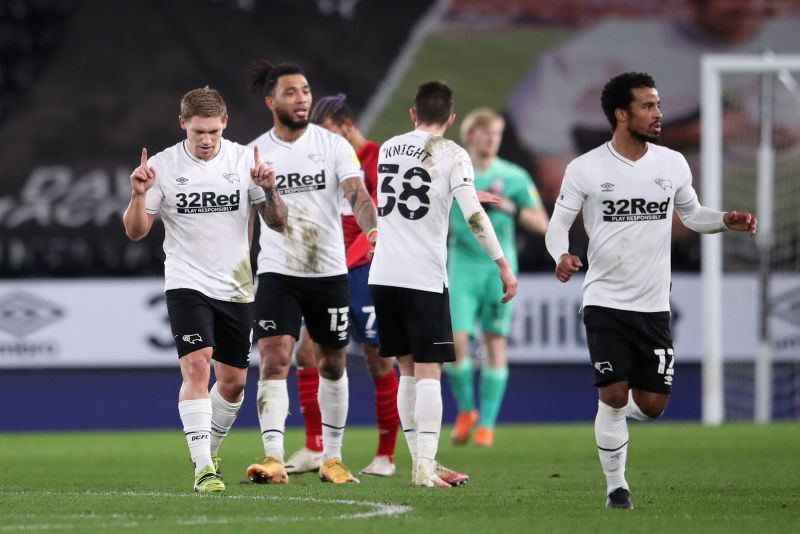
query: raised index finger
[
  {"left": 253, "top": 145, "right": 261, "bottom": 166},
  {"left": 141, "top": 147, "right": 148, "bottom": 167}
]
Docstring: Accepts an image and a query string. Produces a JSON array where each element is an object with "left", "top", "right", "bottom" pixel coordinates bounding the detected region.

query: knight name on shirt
[{"left": 382, "top": 143, "right": 432, "bottom": 162}]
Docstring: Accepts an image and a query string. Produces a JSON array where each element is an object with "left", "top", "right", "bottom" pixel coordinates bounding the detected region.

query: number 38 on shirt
[{"left": 377, "top": 163, "right": 431, "bottom": 220}]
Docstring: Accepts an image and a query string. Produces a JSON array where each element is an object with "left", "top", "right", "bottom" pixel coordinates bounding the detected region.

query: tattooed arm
[
  {"left": 342, "top": 176, "right": 378, "bottom": 247},
  {"left": 251, "top": 146, "right": 288, "bottom": 232},
  {"left": 254, "top": 186, "right": 288, "bottom": 232}
]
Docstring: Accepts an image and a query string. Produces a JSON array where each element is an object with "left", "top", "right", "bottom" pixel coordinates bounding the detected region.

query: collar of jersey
[
  {"left": 182, "top": 140, "right": 225, "bottom": 165},
  {"left": 268, "top": 127, "right": 309, "bottom": 149},
  {"left": 605, "top": 141, "right": 649, "bottom": 167}
]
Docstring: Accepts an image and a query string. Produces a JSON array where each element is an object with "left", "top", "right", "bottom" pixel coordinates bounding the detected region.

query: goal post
[{"left": 700, "top": 53, "right": 800, "bottom": 425}]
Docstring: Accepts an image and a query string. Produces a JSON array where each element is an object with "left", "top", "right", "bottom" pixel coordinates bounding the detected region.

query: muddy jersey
[
  {"left": 557, "top": 142, "right": 696, "bottom": 312},
  {"left": 144, "top": 139, "right": 266, "bottom": 302},
  {"left": 368, "top": 129, "right": 475, "bottom": 293},
  {"left": 249, "top": 124, "right": 361, "bottom": 277}
]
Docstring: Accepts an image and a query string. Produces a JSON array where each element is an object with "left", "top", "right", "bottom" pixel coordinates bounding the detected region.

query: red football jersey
[{"left": 343, "top": 140, "right": 379, "bottom": 269}]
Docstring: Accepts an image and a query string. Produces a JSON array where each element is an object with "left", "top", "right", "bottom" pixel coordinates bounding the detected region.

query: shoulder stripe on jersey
[
  {"left": 555, "top": 201, "right": 580, "bottom": 212},
  {"left": 605, "top": 143, "right": 634, "bottom": 168},
  {"left": 674, "top": 199, "right": 695, "bottom": 206},
  {"left": 451, "top": 183, "right": 472, "bottom": 192}
]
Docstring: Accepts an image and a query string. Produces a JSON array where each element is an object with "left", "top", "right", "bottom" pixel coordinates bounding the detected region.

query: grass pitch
[
  {"left": 367, "top": 28, "right": 572, "bottom": 145},
  {"left": 1, "top": 423, "right": 798, "bottom": 533}
]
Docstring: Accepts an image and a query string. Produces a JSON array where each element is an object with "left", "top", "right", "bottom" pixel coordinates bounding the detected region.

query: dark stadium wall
[
  {"left": 0, "top": 0, "right": 434, "bottom": 278},
  {"left": 1, "top": 364, "right": 702, "bottom": 430}
]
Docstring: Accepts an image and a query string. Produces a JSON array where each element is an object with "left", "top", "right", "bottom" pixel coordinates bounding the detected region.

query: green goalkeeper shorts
[{"left": 448, "top": 255, "right": 514, "bottom": 337}]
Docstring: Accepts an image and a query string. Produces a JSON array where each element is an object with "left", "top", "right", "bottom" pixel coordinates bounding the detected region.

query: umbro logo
[
  {"left": 601, "top": 182, "right": 615, "bottom": 192},
  {"left": 308, "top": 153, "right": 324, "bottom": 164},
  {"left": 594, "top": 361, "right": 613, "bottom": 374},
  {"left": 223, "top": 172, "right": 240, "bottom": 184},
  {"left": 182, "top": 333, "right": 203, "bottom": 344},
  {"left": 176, "top": 177, "right": 189, "bottom": 185},
  {"left": 0, "top": 291, "right": 64, "bottom": 338},
  {"left": 655, "top": 178, "right": 673, "bottom": 190}
]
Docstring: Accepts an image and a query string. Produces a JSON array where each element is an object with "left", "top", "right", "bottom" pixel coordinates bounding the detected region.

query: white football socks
[
  {"left": 625, "top": 390, "right": 653, "bottom": 421},
  {"left": 179, "top": 398, "right": 213, "bottom": 475},
  {"left": 209, "top": 382, "right": 243, "bottom": 457},
  {"left": 256, "top": 379, "right": 289, "bottom": 462},
  {"left": 397, "top": 376, "right": 417, "bottom": 463},
  {"left": 414, "top": 378, "right": 442, "bottom": 473},
  {"left": 595, "top": 400, "right": 629, "bottom": 494},
  {"left": 318, "top": 372, "right": 349, "bottom": 461}
]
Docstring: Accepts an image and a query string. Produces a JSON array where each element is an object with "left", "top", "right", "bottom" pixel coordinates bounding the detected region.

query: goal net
[{"left": 701, "top": 53, "right": 800, "bottom": 424}]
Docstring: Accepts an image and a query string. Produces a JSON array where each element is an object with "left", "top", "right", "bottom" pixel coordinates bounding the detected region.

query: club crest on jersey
[
  {"left": 223, "top": 172, "right": 240, "bottom": 184},
  {"left": 594, "top": 361, "right": 613, "bottom": 374},
  {"left": 176, "top": 177, "right": 189, "bottom": 185},
  {"left": 655, "top": 178, "right": 673, "bottom": 190},
  {"left": 258, "top": 320, "right": 276, "bottom": 331},
  {"left": 307, "top": 153, "right": 325, "bottom": 164},
  {"left": 601, "top": 182, "right": 615, "bottom": 192},
  {"left": 182, "top": 333, "right": 203, "bottom": 344}
]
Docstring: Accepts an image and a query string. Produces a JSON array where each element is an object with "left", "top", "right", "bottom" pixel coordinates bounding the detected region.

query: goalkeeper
[{"left": 446, "top": 108, "right": 548, "bottom": 448}]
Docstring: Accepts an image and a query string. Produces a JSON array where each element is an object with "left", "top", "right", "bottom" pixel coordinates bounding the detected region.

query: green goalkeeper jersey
[{"left": 448, "top": 157, "right": 540, "bottom": 272}]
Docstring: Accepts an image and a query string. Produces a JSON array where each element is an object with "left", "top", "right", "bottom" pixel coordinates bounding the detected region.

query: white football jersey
[
  {"left": 557, "top": 142, "right": 696, "bottom": 312},
  {"left": 145, "top": 139, "right": 266, "bottom": 302},
  {"left": 369, "top": 129, "right": 475, "bottom": 293},
  {"left": 249, "top": 124, "right": 361, "bottom": 277}
]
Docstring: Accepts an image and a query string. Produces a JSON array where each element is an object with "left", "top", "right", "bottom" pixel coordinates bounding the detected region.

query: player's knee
[
  {"left": 366, "top": 352, "right": 390, "bottom": 378},
  {"left": 319, "top": 365, "right": 344, "bottom": 380},
  {"left": 599, "top": 387, "right": 629, "bottom": 409},
  {"left": 295, "top": 350, "right": 315, "bottom": 368},
  {"left": 641, "top": 403, "right": 666, "bottom": 419},
  {"left": 217, "top": 380, "right": 245, "bottom": 401},
  {"left": 182, "top": 357, "right": 211, "bottom": 382},
  {"left": 636, "top": 395, "right": 669, "bottom": 419},
  {"left": 317, "top": 346, "right": 346, "bottom": 380}
]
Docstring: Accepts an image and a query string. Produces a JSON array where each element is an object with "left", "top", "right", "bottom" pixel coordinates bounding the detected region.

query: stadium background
[{"left": 1, "top": 0, "right": 799, "bottom": 430}]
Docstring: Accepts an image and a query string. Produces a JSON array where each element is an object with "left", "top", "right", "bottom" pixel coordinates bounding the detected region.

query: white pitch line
[{"left": 0, "top": 490, "right": 413, "bottom": 531}]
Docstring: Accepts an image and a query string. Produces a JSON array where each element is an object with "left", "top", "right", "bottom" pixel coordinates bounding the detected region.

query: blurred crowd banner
[
  {"left": 0, "top": 0, "right": 433, "bottom": 278},
  {"left": 1, "top": 273, "right": 798, "bottom": 368}
]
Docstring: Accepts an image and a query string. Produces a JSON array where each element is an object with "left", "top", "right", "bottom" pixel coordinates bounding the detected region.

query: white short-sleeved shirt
[
  {"left": 144, "top": 139, "right": 266, "bottom": 302},
  {"left": 369, "top": 129, "right": 475, "bottom": 293},
  {"left": 249, "top": 124, "right": 361, "bottom": 277},
  {"left": 557, "top": 142, "right": 696, "bottom": 312}
]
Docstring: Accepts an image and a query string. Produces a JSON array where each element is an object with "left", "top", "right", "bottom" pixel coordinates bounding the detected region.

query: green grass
[
  {"left": 1, "top": 423, "right": 799, "bottom": 532},
  {"left": 368, "top": 28, "right": 573, "bottom": 145}
]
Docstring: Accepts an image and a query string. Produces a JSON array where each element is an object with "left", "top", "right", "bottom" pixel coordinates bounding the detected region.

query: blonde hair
[
  {"left": 179, "top": 86, "right": 227, "bottom": 120},
  {"left": 459, "top": 107, "right": 504, "bottom": 144}
]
